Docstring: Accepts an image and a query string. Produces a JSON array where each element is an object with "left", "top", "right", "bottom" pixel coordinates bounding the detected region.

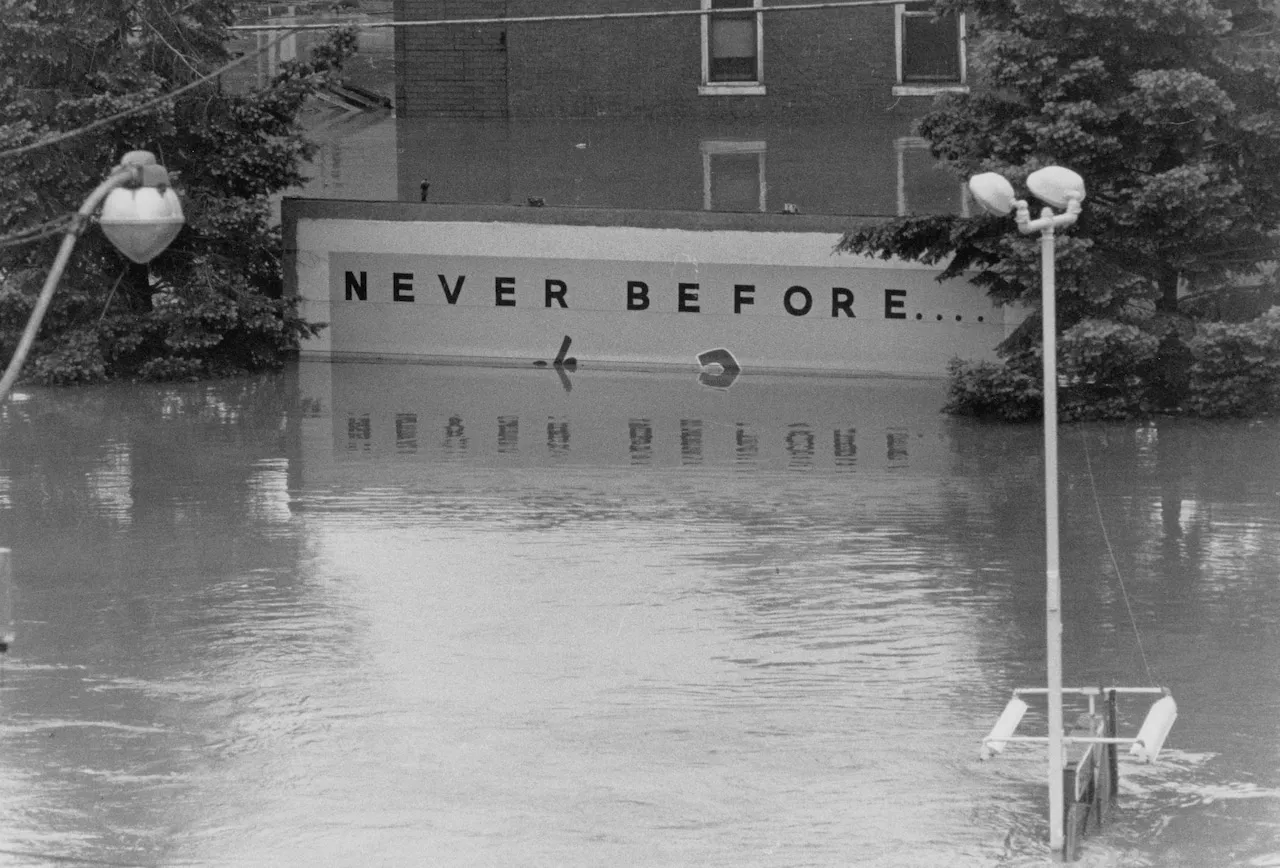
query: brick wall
[
  {"left": 505, "top": 0, "right": 692, "bottom": 119},
  {"left": 395, "top": 0, "right": 508, "bottom": 118},
  {"left": 397, "top": 0, "right": 917, "bottom": 120},
  {"left": 393, "top": 114, "right": 961, "bottom": 217}
]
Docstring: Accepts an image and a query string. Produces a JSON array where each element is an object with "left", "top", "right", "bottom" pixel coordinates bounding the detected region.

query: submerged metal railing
[{"left": 980, "top": 686, "right": 1178, "bottom": 861}]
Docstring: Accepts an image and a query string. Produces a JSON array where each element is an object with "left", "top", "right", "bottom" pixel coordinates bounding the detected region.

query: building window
[
  {"left": 894, "top": 3, "right": 967, "bottom": 96},
  {"left": 896, "top": 137, "right": 969, "bottom": 216},
  {"left": 700, "top": 0, "right": 765, "bottom": 96},
  {"left": 701, "top": 140, "right": 767, "bottom": 212}
]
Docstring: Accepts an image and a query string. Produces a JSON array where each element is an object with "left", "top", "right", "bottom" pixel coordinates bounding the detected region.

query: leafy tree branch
[
  {"left": 841, "top": 0, "right": 1280, "bottom": 419},
  {"left": 1, "top": 0, "right": 356, "bottom": 384}
]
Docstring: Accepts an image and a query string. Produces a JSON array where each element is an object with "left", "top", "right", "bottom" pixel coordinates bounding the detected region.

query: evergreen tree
[
  {"left": 0, "top": 1, "right": 354, "bottom": 383},
  {"left": 839, "top": 0, "right": 1280, "bottom": 419}
]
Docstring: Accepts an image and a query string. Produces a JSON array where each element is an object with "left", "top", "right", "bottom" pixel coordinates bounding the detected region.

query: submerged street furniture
[
  {"left": 968, "top": 166, "right": 1177, "bottom": 860},
  {"left": 980, "top": 687, "right": 1177, "bottom": 859}
]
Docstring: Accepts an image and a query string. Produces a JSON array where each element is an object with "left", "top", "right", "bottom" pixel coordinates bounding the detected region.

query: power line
[
  {"left": 0, "top": 214, "right": 76, "bottom": 250},
  {"left": 0, "top": 1, "right": 907, "bottom": 160},
  {"left": 226, "top": 0, "right": 908, "bottom": 32}
]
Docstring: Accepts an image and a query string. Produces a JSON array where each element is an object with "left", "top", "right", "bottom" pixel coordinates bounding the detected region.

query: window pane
[
  {"left": 900, "top": 143, "right": 962, "bottom": 214},
  {"left": 709, "top": 1, "right": 757, "bottom": 82},
  {"left": 709, "top": 153, "right": 762, "bottom": 212},
  {"left": 712, "top": 18, "right": 755, "bottom": 58},
  {"left": 903, "top": 11, "right": 960, "bottom": 82}
]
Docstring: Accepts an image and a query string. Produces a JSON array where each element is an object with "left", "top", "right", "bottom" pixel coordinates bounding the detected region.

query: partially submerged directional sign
[
  {"left": 697, "top": 348, "right": 742, "bottom": 389},
  {"left": 285, "top": 201, "right": 1018, "bottom": 377}
]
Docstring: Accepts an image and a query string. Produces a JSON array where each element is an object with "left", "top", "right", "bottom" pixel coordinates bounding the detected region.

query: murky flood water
[
  {"left": 2, "top": 9, "right": 1275, "bottom": 866},
  {"left": 1, "top": 361, "right": 1278, "bottom": 866}
]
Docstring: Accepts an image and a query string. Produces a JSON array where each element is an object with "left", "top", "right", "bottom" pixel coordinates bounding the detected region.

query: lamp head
[
  {"left": 98, "top": 152, "right": 185, "bottom": 264},
  {"left": 1026, "top": 166, "right": 1086, "bottom": 209},
  {"left": 967, "top": 172, "right": 1018, "bottom": 217}
]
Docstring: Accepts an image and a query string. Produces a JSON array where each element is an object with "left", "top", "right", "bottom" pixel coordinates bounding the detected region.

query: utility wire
[
  {"left": 0, "top": 27, "right": 301, "bottom": 162},
  {"left": 1077, "top": 424, "right": 1159, "bottom": 686},
  {"left": 226, "top": 0, "right": 908, "bottom": 31},
  {"left": 2, "top": 1, "right": 906, "bottom": 159},
  {"left": 0, "top": 214, "right": 76, "bottom": 249}
]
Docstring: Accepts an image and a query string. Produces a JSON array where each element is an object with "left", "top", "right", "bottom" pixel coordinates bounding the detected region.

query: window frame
[
  {"left": 895, "top": 136, "right": 970, "bottom": 217},
  {"left": 701, "top": 139, "right": 768, "bottom": 212},
  {"left": 893, "top": 3, "right": 968, "bottom": 96},
  {"left": 700, "top": 0, "right": 766, "bottom": 96}
]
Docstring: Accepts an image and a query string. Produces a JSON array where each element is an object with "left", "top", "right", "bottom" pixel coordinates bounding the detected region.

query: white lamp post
[
  {"left": 969, "top": 165, "right": 1086, "bottom": 856},
  {"left": 0, "top": 150, "right": 185, "bottom": 403}
]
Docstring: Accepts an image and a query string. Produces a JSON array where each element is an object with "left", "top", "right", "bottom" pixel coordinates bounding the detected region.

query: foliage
[
  {"left": 0, "top": 1, "right": 355, "bottom": 384},
  {"left": 840, "top": 0, "right": 1280, "bottom": 420},
  {"left": 944, "top": 320, "right": 1160, "bottom": 422},
  {"left": 947, "top": 306, "right": 1280, "bottom": 420},
  {"left": 1058, "top": 319, "right": 1163, "bottom": 419},
  {"left": 1186, "top": 305, "right": 1280, "bottom": 416},
  {"left": 943, "top": 355, "right": 1042, "bottom": 422}
]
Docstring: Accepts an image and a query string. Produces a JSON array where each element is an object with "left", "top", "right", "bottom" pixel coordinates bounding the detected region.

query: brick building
[
  {"left": 390, "top": 1, "right": 970, "bottom": 216},
  {"left": 393, "top": 0, "right": 967, "bottom": 120}
]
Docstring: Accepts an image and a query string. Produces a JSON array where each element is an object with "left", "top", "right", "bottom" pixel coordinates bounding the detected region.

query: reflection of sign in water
[
  {"left": 342, "top": 407, "right": 872, "bottom": 469},
  {"left": 288, "top": 202, "right": 1014, "bottom": 376},
  {"left": 304, "top": 359, "right": 952, "bottom": 476}
]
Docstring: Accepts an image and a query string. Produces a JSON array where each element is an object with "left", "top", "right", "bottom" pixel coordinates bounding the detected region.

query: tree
[
  {"left": 839, "top": 0, "right": 1280, "bottom": 419},
  {"left": 0, "top": 1, "right": 355, "bottom": 384}
]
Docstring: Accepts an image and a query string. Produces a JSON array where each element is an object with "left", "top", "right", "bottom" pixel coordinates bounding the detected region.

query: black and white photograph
[{"left": 2, "top": 0, "right": 1279, "bottom": 864}]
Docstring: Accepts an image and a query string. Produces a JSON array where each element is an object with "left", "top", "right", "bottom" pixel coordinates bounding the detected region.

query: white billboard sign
[{"left": 286, "top": 201, "right": 1012, "bottom": 377}]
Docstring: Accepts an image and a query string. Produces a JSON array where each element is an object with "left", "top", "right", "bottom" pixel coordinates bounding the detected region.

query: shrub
[
  {"left": 1186, "top": 306, "right": 1280, "bottom": 417},
  {"left": 943, "top": 355, "right": 1042, "bottom": 422},
  {"left": 1057, "top": 319, "right": 1160, "bottom": 419}
]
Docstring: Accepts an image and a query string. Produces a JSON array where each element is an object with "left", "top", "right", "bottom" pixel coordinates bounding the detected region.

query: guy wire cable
[{"left": 1077, "top": 422, "right": 1158, "bottom": 686}]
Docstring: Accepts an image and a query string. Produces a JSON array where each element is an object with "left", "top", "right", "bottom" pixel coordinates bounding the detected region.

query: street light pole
[
  {"left": 970, "top": 166, "right": 1084, "bottom": 856},
  {"left": 0, "top": 150, "right": 184, "bottom": 404},
  {"left": 1017, "top": 200, "right": 1079, "bottom": 853}
]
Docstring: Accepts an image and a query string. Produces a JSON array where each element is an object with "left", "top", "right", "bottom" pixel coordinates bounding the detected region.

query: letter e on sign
[
  {"left": 679, "top": 283, "right": 700, "bottom": 314},
  {"left": 884, "top": 289, "right": 907, "bottom": 319},
  {"left": 393, "top": 272, "right": 414, "bottom": 302},
  {"left": 495, "top": 277, "right": 516, "bottom": 307}
]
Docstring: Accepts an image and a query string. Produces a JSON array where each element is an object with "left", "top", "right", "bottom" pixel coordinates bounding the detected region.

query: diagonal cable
[
  {"left": 1077, "top": 423, "right": 1158, "bottom": 685},
  {"left": 0, "top": 27, "right": 301, "bottom": 162}
]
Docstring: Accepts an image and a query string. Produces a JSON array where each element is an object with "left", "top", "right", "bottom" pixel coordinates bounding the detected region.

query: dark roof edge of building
[{"left": 281, "top": 198, "right": 886, "bottom": 234}]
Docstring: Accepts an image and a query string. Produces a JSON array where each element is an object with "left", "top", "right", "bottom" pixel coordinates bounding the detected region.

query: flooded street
[
  {"left": 1, "top": 362, "right": 1278, "bottom": 866},
  {"left": 1, "top": 8, "right": 1277, "bottom": 867}
]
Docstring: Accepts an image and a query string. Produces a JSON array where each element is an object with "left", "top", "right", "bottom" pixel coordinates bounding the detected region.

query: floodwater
[
  {"left": 2, "top": 10, "right": 1276, "bottom": 867},
  {"left": 1, "top": 360, "right": 1278, "bottom": 867}
]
